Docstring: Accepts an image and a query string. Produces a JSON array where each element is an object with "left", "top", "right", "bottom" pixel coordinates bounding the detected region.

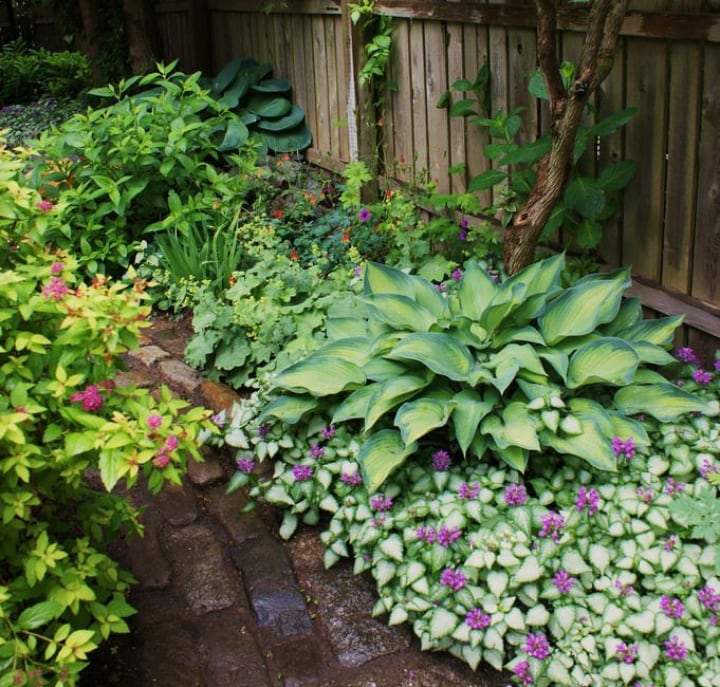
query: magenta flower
[
  {"left": 465, "top": 608, "right": 491, "bottom": 630},
  {"left": 153, "top": 454, "right": 170, "bottom": 469},
  {"left": 147, "top": 414, "right": 163, "bottom": 430},
  {"left": 451, "top": 268, "right": 463, "bottom": 281},
  {"left": 675, "top": 347, "right": 700, "bottom": 364},
  {"left": 700, "top": 458, "right": 720, "bottom": 479},
  {"left": 370, "top": 494, "right": 394, "bottom": 511},
  {"left": 576, "top": 486, "right": 600, "bottom": 515},
  {"left": 615, "top": 641, "right": 639, "bottom": 664},
  {"left": 698, "top": 584, "right": 720, "bottom": 612},
  {"left": 458, "top": 482, "right": 480, "bottom": 500},
  {"left": 292, "top": 464, "right": 313, "bottom": 482},
  {"left": 512, "top": 660, "right": 533, "bottom": 686},
  {"left": 321, "top": 424, "right": 336, "bottom": 440},
  {"left": 714, "top": 360, "right": 720, "bottom": 371},
  {"left": 552, "top": 569, "right": 576, "bottom": 594},
  {"left": 162, "top": 435, "right": 179, "bottom": 452},
  {"left": 436, "top": 525, "right": 462, "bottom": 548},
  {"left": 431, "top": 449, "right": 451, "bottom": 471},
  {"left": 50, "top": 261, "right": 64, "bottom": 274},
  {"left": 308, "top": 443, "right": 326, "bottom": 459},
  {"left": 612, "top": 436, "right": 636, "bottom": 460},
  {"left": 664, "top": 534, "right": 677, "bottom": 551},
  {"left": 615, "top": 579, "right": 634, "bottom": 597},
  {"left": 503, "top": 483, "right": 527, "bottom": 506},
  {"left": 636, "top": 486, "right": 654, "bottom": 504},
  {"left": 340, "top": 471, "right": 362, "bottom": 485},
  {"left": 664, "top": 635, "right": 688, "bottom": 661},
  {"left": 69, "top": 384, "right": 104, "bottom": 413},
  {"left": 359, "top": 208, "right": 371, "bottom": 222},
  {"left": 416, "top": 525, "right": 437, "bottom": 544},
  {"left": 538, "top": 512, "right": 565, "bottom": 542},
  {"left": 41, "top": 276, "right": 70, "bottom": 300},
  {"left": 523, "top": 632, "right": 551, "bottom": 659},
  {"left": 693, "top": 368, "right": 712, "bottom": 385},
  {"left": 258, "top": 423, "right": 272, "bottom": 439},
  {"left": 440, "top": 568, "right": 467, "bottom": 591},
  {"left": 236, "top": 457, "right": 255, "bottom": 473},
  {"left": 660, "top": 595, "right": 685, "bottom": 619},
  {"left": 664, "top": 478, "right": 686, "bottom": 495},
  {"left": 36, "top": 199, "right": 54, "bottom": 212}
]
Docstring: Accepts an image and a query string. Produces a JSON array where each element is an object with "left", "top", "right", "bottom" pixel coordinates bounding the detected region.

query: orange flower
[
  {"left": 341, "top": 232, "right": 350, "bottom": 243},
  {"left": 290, "top": 249, "right": 298, "bottom": 261},
  {"left": 272, "top": 209, "right": 284, "bottom": 219}
]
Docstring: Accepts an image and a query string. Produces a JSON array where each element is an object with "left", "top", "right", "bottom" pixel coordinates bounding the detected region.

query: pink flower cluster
[
  {"left": 439, "top": 568, "right": 467, "bottom": 591},
  {"left": 370, "top": 494, "right": 393, "bottom": 511},
  {"left": 458, "top": 481, "right": 480, "bottom": 500},
  {"left": 512, "top": 660, "right": 532, "bottom": 686},
  {"left": 153, "top": 435, "right": 179, "bottom": 469},
  {"left": 575, "top": 486, "right": 600, "bottom": 515},
  {"left": 552, "top": 569, "right": 576, "bottom": 594},
  {"left": 70, "top": 384, "right": 104, "bottom": 412},
  {"left": 523, "top": 632, "right": 551, "bottom": 659},
  {"left": 431, "top": 449, "right": 452, "bottom": 471},
  {"left": 616, "top": 641, "right": 639, "bottom": 664},
  {"left": 538, "top": 512, "right": 565, "bottom": 542},
  {"left": 612, "top": 436, "right": 636, "bottom": 460},
  {"left": 660, "top": 595, "right": 685, "bottom": 619},
  {"left": 41, "top": 276, "right": 71, "bottom": 300},
  {"left": 416, "top": 524, "right": 462, "bottom": 548},
  {"left": 503, "top": 483, "right": 527, "bottom": 506},
  {"left": 465, "top": 608, "right": 491, "bottom": 630}
]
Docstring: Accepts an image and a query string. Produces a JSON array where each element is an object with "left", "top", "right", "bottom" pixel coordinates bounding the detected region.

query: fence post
[{"left": 188, "top": 0, "right": 211, "bottom": 73}]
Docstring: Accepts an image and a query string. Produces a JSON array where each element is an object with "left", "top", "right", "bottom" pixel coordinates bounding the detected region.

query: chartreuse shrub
[
  {"left": 0, "top": 150, "right": 217, "bottom": 685},
  {"left": 224, "top": 257, "right": 720, "bottom": 686}
]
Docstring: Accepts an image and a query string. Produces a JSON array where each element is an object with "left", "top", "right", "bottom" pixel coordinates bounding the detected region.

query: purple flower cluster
[
  {"left": 458, "top": 218, "right": 469, "bottom": 241},
  {"left": 552, "top": 569, "right": 576, "bottom": 594},
  {"left": 439, "top": 568, "right": 467, "bottom": 591},
  {"left": 292, "top": 464, "right": 313, "bottom": 481},
  {"left": 370, "top": 494, "right": 394, "bottom": 511},
  {"left": 693, "top": 368, "right": 713, "bottom": 385},
  {"left": 458, "top": 482, "right": 480, "bottom": 500},
  {"left": 700, "top": 458, "right": 720, "bottom": 479},
  {"left": 636, "top": 486, "right": 654, "bottom": 504},
  {"left": 612, "top": 436, "right": 636, "bottom": 460},
  {"left": 465, "top": 608, "right": 491, "bottom": 630},
  {"left": 575, "top": 486, "right": 600, "bottom": 515},
  {"left": 359, "top": 208, "right": 371, "bottom": 222},
  {"left": 417, "top": 524, "right": 462, "bottom": 548},
  {"left": 663, "top": 634, "right": 688, "bottom": 661},
  {"left": 503, "top": 483, "right": 527, "bottom": 506},
  {"left": 523, "top": 632, "right": 551, "bottom": 659},
  {"left": 675, "top": 347, "right": 700, "bottom": 364},
  {"left": 258, "top": 423, "right": 272, "bottom": 439},
  {"left": 615, "top": 641, "right": 639, "bottom": 664},
  {"left": 236, "top": 457, "right": 255, "bottom": 473},
  {"left": 538, "top": 512, "right": 565, "bottom": 542},
  {"left": 340, "top": 471, "right": 362, "bottom": 485},
  {"left": 660, "top": 595, "right": 685, "bottom": 619},
  {"left": 512, "top": 660, "right": 533, "bottom": 686},
  {"left": 698, "top": 584, "right": 720, "bottom": 624},
  {"left": 321, "top": 424, "right": 336, "bottom": 439},
  {"left": 308, "top": 443, "right": 325, "bottom": 459},
  {"left": 431, "top": 449, "right": 452, "bottom": 471},
  {"left": 615, "top": 579, "right": 634, "bottom": 597},
  {"left": 664, "top": 534, "right": 677, "bottom": 551},
  {"left": 664, "top": 478, "right": 686, "bottom": 495},
  {"left": 451, "top": 268, "right": 463, "bottom": 282}
]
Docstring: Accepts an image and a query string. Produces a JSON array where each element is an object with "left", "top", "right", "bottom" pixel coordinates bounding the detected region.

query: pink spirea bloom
[
  {"left": 465, "top": 608, "right": 491, "bottom": 630},
  {"left": 36, "top": 199, "right": 54, "bottom": 212},
  {"left": 503, "top": 483, "right": 527, "bottom": 506},
  {"left": 523, "top": 632, "right": 551, "bottom": 659},
  {"left": 147, "top": 414, "right": 163, "bottom": 430},
  {"left": 153, "top": 454, "right": 170, "bottom": 469},
  {"left": 69, "top": 384, "right": 104, "bottom": 412},
  {"left": 162, "top": 435, "right": 179, "bottom": 452},
  {"left": 50, "top": 261, "right": 64, "bottom": 274},
  {"left": 41, "top": 276, "right": 70, "bottom": 300}
]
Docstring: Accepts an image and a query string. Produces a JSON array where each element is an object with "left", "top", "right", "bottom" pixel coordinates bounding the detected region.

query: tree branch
[{"left": 536, "top": 0, "right": 564, "bottom": 111}]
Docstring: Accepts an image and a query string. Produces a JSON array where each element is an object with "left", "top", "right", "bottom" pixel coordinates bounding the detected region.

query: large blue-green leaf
[
  {"left": 257, "top": 394, "right": 319, "bottom": 424},
  {"left": 365, "top": 372, "right": 435, "bottom": 430},
  {"left": 493, "top": 325, "right": 546, "bottom": 348},
  {"left": 601, "top": 297, "right": 643, "bottom": 335},
  {"left": 364, "top": 262, "right": 415, "bottom": 298},
  {"left": 325, "top": 317, "right": 367, "bottom": 340},
  {"left": 452, "top": 388, "right": 497, "bottom": 456},
  {"left": 212, "top": 57, "right": 250, "bottom": 94},
  {"left": 358, "top": 429, "right": 418, "bottom": 492},
  {"left": 258, "top": 124, "right": 312, "bottom": 152},
  {"left": 394, "top": 393, "right": 454, "bottom": 444},
  {"left": 482, "top": 402, "right": 540, "bottom": 451},
  {"left": 217, "top": 119, "right": 249, "bottom": 151},
  {"left": 251, "top": 78, "right": 291, "bottom": 94},
  {"left": 271, "top": 355, "right": 365, "bottom": 395},
  {"left": 246, "top": 95, "right": 292, "bottom": 118},
  {"left": 541, "top": 422, "right": 616, "bottom": 472},
  {"left": 457, "top": 261, "right": 498, "bottom": 320},
  {"left": 256, "top": 104, "right": 305, "bottom": 131},
  {"left": 412, "top": 275, "right": 448, "bottom": 318},
  {"left": 505, "top": 253, "right": 566, "bottom": 322},
  {"left": 218, "top": 72, "right": 253, "bottom": 107},
  {"left": 567, "top": 337, "right": 640, "bottom": 388},
  {"left": 538, "top": 269, "right": 631, "bottom": 345},
  {"left": 493, "top": 444, "right": 529, "bottom": 472},
  {"left": 387, "top": 332, "right": 474, "bottom": 382},
  {"left": 364, "top": 294, "right": 438, "bottom": 332},
  {"left": 313, "top": 337, "right": 372, "bottom": 366},
  {"left": 614, "top": 383, "right": 710, "bottom": 421},
  {"left": 607, "top": 411, "right": 650, "bottom": 447},
  {"left": 363, "top": 358, "right": 409, "bottom": 382}
]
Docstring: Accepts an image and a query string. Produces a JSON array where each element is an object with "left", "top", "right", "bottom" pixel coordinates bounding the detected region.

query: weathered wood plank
[
  {"left": 691, "top": 44, "right": 720, "bottom": 304},
  {"left": 388, "top": 19, "right": 414, "bottom": 181},
  {"left": 333, "top": 12, "right": 350, "bottom": 162},
  {"left": 325, "top": 16, "right": 342, "bottom": 158},
  {"left": 621, "top": 38, "right": 667, "bottom": 281},
  {"left": 662, "top": 42, "right": 702, "bottom": 294},
  {"left": 209, "top": 0, "right": 341, "bottom": 15},
  {"left": 488, "top": 22, "right": 508, "bottom": 208},
  {"left": 424, "top": 21, "right": 451, "bottom": 193},
  {"left": 446, "top": 21, "right": 467, "bottom": 194},
  {"left": 304, "top": 15, "right": 321, "bottom": 156},
  {"left": 409, "top": 19, "right": 428, "bottom": 183},
  {"left": 506, "top": 27, "right": 537, "bottom": 147}
]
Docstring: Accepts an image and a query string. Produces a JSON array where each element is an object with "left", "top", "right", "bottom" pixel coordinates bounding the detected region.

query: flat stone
[
  {"left": 158, "top": 358, "right": 203, "bottom": 395},
  {"left": 150, "top": 323, "right": 191, "bottom": 358},
  {"left": 206, "top": 485, "right": 267, "bottom": 544},
  {"left": 197, "top": 610, "right": 271, "bottom": 687},
  {"left": 126, "top": 345, "right": 170, "bottom": 368},
  {"left": 156, "top": 482, "right": 198, "bottom": 526},
  {"left": 200, "top": 379, "right": 243, "bottom": 413},
  {"left": 164, "top": 523, "right": 245, "bottom": 615},
  {"left": 265, "top": 636, "right": 322, "bottom": 685},
  {"left": 125, "top": 517, "right": 171, "bottom": 590},
  {"left": 113, "top": 369, "right": 155, "bottom": 389},
  {"left": 187, "top": 455, "right": 225, "bottom": 486}
]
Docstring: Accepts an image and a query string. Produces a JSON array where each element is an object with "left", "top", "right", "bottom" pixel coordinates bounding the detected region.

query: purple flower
[
  {"left": 451, "top": 268, "right": 463, "bottom": 281},
  {"left": 615, "top": 641, "right": 639, "bottom": 664},
  {"left": 458, "top": 482, "right": 480, "bottom": 500},
  {"left": 612, "top": 436, "right": 636, "bottom": 460},
  {"left": 292, "top": 464, "right": 313, "bottom": 481},
  {"left": 435, "top": 282, "right": 447, "bottom": 292},
  {"left": 210, "top": 412, "right": 225, "bottom": 427},
  {"left": 503, "top": 483, "right": 527, "bottom": 506},
  {"left": 69, "top": 384, "right": 104, "bottom": 413},
  {"left": 236, "top": 457, "right": 255, "bottom": 473},
  {"left": 416, "top": 525, "right": 437, "bottom": 543},
  {"left": 636, "top": 487, "right": 654, "bottom": 504},
  {"left": 615, "top": 579, "right": 634, "bottom": 597},
  {"left": 660, "top": 595, "right": 685, "bottom": 619},
  {"left": 714, "top": 360, "right": 720, "bottom": 371},
  {"left": 664, "top": 534, "right": 677, "bottom": 551},
  {"left": 341, "top": 471, "right": 362, "bottom": 485},
  {"left": 663, "top": 634, "right": 688, "bottom": 661},
  {"left": 576, "top": 486, "right": 600, "bottom": 515},
  {"left": 359, "top": 208, "right": 371, "bottom": 222},
  {"left": 465, "top": 608, "right": 491, "bottom": 630},
  {"left": 437, "top": 525, "right": 462, "bottom": 548},
  {"left": 440, "top": 568, "right": 467, "bottom": 591},
  {"left": 309, "top": 443, "right": 326, "bottom": 459},
  {"left": 552, "top": 569, "right": 576, "bottom": 594},
  {"left": 523, "top": 632, "right": 551, "bottom": 660},
  {"left": 321, "top": 424, "right": 336, "bottom": 440},
  {"left": 458, "top": 228, "right": 468, "bottom": 241},
  {"left": 693, "top": 368, "right": 712, "bottom": 385},
  {"left": 698, "top": 584, "right": 720, "bottom": 612},
  {"left": 353, "top": 264, "right": 363, "bottom": 277},
  {"left": 512, "top": 660, "right": 533, "bottom": 686},
  {"left": 258, "top": 423, "right": 272, "bottom": 439},
  {"left": 370, "top": 494, "right": 393, "bottom": 511},
  {"left": 664, "top": 478, "right": 686, "bottom": 495},
  {"left": 675, "top": 347, "right": 700, "bottom": 364},
  {"left": 41, "top": 276, "right": 71, "bottom": 300},
  {"left": 431, "top": 449, "right": 451, "bottom": 471},
  {"left": 153, "top": 454, "right": 170, "bottom": 469},
  {"left": 147, "top": 414, "right": 163, "bottom": 430},
  {"left": 700, "top": 458, "right": 720, "bottom": 479},
  {"left": 539, "top": 512, "right": 565, "bottom": 542}
]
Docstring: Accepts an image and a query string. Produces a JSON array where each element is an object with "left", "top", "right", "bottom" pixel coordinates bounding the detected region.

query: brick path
[{"left": 83, "top": 318, "right": 511, "bottom": 687}]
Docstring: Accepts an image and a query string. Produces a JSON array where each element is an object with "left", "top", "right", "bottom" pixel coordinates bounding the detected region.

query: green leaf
[
  {"left": 246, "top": 95, "right": 292, "bottom": 118},
  {"left": 358, "top": 429, "right": 418, "bottom": 492},
  {"left": 255, "top": 104, "right": 305, "bottom": 131},
  {"left": 616, "top": 315, "right": 683, "bottom": 348},
  {"left": 271, "top": 355, "right": 366, "bottom": 396},
  {"left": 614, "top": 383, "right": 709, "bottom": 421},
  {"left": 251, "top": 77, "right": 291, "bottom": 93},
  {"left": 218, "top": 119, "right": 249, "bottom": 152},
  {"left": 564, "top": 177, "right": 606, "bottom": 220},
  {"left": 212, "top": 57, "right": 247, "bottom": 94},
  {"left": 332, "top": 384, "right": 378, "bottom": 423},
  {"left": 542, "top": 423, "right": 616, "bottom": 472},
  {"left": 257, "top": 395, "right": 319, "bottom": 424},
  {"left": 364, "top": 293, "right": 438, "bottom": 332},
  {"left": 539, "top": 269, "right": 631, "bottom": 345},
  {"left": 394, "top": 393, "right": 454, "bottom": 444},
  {"left": 598, "top": 160, "right": 638, "bottom": 191},
  {"left": 258, "top": 123, "right": 312, "bottom": 152},
  {"left": 587, "top": 107, "right": 638, "bottom": 136},
  {"left": 451, "top": 389, "right": 496, "bottom": 456},
  {"left": 365, "top": 372, "right": 435, "bottom": 430},
  {"left": 449, "top": 98, "right": 478, "bottom": 117},
  {"left": 364, "top": 262, "right": 415, "bottom": 298},
  {"left": 467, "top": 169, "right": 507, "bottom": 193},
  {"left": 65, "top": 432, "right": 96, "bottom": 456},
  {"left": 482, "top": 402, "right": 540, "bottom": 451},
  {"left": 572, "top": 219, "right": 603, "bottom": 250},
  {"left": 17, "top": 601, "right": 63, "bottom": 630},
  {"left": 387, "top": 332, "right": 474, "bottom": 382},
  {"left": 430, "top": 608, "right": 459, "bottom": 639},
  {"left": 567, "top": 337, "right": 640, "bottom": 388},
  {"left": 457, "top": 261, "right": 498, "bottom": 320}
]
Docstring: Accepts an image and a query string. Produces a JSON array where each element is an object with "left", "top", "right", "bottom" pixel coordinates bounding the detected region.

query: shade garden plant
[{"left": 224, "top": 256, "right": 720, "bottom": 686}]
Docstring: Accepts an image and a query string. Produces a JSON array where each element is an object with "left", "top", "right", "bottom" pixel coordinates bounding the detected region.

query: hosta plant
[{"left": 264, "top": 255, "right": 707, "bottom": 491}]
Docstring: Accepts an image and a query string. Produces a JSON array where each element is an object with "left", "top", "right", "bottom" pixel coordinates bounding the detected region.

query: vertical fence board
[
  {"left": 312, "top": 16, "right": 331, "bottom": 155},
  {"left": 692, "top": 43, "right": 720, "bottom": 304},
  {"left": 662, "top": 42, "right": 702, "bottom": 294},
  {"left": 506, "top": 28, "right": 537, "bottom": 146},
  {"left": 325, "top": 16, "right": 341, "bottom": 159},
  {"left": 303, "top": 15, "right": 320, "bottom": 157},
  {"left": 410, "top": 20, "right": 429, "bottom": 182},
  {"left": 447, "top": 21, "right": 467, "bottom": 194},
  {"left": 621, "top": 38, "right": 667, "bottom": 281},
  {"left": 424, "top": 21, "right": 451, "bottom": 192},
  {"left": 333, "top": 15, "right": 350, "bottom": 162},
  {"left": 389, "top": 20, "right": 414, "bottom": 181}
]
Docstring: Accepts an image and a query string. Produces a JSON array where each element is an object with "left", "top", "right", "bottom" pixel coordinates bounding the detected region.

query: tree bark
[
  {"left": 121, "top": 0, "right": 163, "bottom": 74},
  {"left": 76, "top": 0, "right": 103, "bottom": 83},
  {"left": 502, "top": 0, "right": 629, "bottom": 275}
]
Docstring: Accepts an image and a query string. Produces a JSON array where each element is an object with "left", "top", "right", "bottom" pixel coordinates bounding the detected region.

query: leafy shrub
[
  {"left": 0, "top": 148, "right": 217, "bottom": 684},
  {"left": 0, "top": 39, "right": 91, "bottom": 105}
]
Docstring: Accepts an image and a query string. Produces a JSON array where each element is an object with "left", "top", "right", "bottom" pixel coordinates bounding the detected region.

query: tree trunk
[
  {"left": 3, "top": 0, "right": 19, "bottom": 41},
  {"left": 502, "top": 0, "right": 629, "bottom": 275},
  {"left": 76, "top": 0, "right": 103, "bottom": 83},
  {"left": 121, "top": 0, "right": 162, "bottom": 74}
]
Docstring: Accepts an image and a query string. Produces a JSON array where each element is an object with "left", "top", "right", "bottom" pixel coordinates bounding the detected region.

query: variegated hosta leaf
[
  {"left": 614, "top": 382, "right": 710, "bottom": 421},
  {"left": 364, "top": 293, "right": 438, "bottom": 332},
  {"left": 538, "top": 268, "right": 631, "bottom": 345},
  {"left": 600, "top": 295, "right": 643, "bottom": 335},
  {"left": 256, "top": 394, "right": 318, "bottom": 424},
  {"left": 607, "top": 411, "right": 650, "bottom": 446},
  {"left": 457, "top": 261, "right": 498, "bottom": 321},
  {"left": 365, "top": 371, "right": 435, "bottom": 430},
  {"left": 482, "top": 402, "right": 540, "bottom": 451},
  {"left": 363, "top": 357, "right": 410, "bottom": 382},
  {"left": 394, "top": 393, "right": 454, "bottom": 445},
  {"left": 488, "top": 343, "right": 547, "bottom": 394},
  {"left": 615, "top": 314, "right": 683, "bottom": 347},
  {"left": 504, "top": 252, "right": 565, "bottom": 322},
  {"left": 541, "top": 423, "right": 616, "bottom": 472},
  {"left": 332, "top": 384, "right": 379, "bottom": 423},
  {"left": 364, "top": 261, "right": 415, "bottom": 298},
  {"left": 272, "top": 355, "right": 366, "bottom": 396},
  {"left": 628, "top": 341, "right": 677, "bottom": 366},
  {"left": 358, "top": 429, "right": 418, "bottom": 492},
  {"left": 325, "top": 316, "right": 367, "bottom": 340},
  {"left": 493, "top": 444, "right": 529, "bottom": 472},
  {"left": 566, "top": 337, "right": 640, "bottom": 388},
  {"left": 387, "top": 332, "right": 474, "bottom": 382},
  {"left": 312, "top": 337, "right": 372, "bottom": 366},
  {"left": 451, "top": 388, "right": 497, "bottom": 456}
]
